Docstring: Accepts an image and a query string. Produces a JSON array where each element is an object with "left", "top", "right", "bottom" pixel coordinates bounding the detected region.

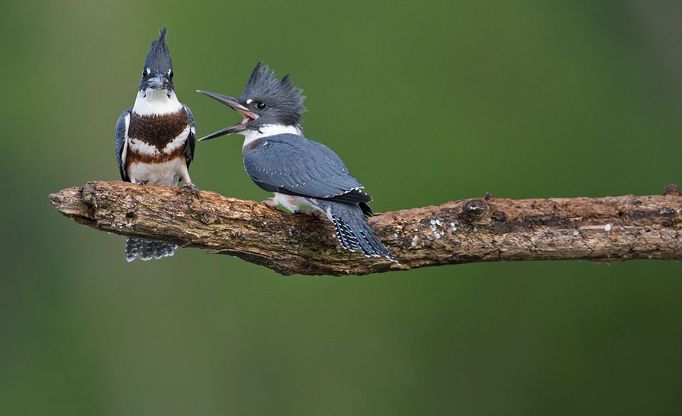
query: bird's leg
[
  {"left": 294, "top": 205, "right": 324, "bottom": 219},
  {"left": 182, "top": 182, "right": 198, "bottom": 191},
  {"left": 296, "top": 210, "right": 324, "bottom": 219},
  {"left": 262, "top": 198, "right": 278, "bottom": 209},
  {"left": 180, "top": 167, "right": 198, "bottom": 191}
]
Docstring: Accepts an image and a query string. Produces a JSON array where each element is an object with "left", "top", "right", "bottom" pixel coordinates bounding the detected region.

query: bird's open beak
[{"left": 196, "top": 90, "right": 259, "bottom": 141}]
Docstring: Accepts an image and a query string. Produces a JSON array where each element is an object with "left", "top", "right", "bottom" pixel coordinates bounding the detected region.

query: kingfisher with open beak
[{"left": 197, "top": 63, "right": 394, "bottom": 260}]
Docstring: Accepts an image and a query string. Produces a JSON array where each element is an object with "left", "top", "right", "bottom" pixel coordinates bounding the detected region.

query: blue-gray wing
[
  {"left": 115, "top": 109, "right": 131, "bottom": 181},
  {"left": 183, "top": 104, "right": 196, "bottom": 168},
  {"left": 243, "top": 134, "right": 372, "bottom": 204}
]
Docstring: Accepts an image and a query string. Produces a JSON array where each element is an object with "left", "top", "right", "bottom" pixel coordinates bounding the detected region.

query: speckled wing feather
[
  {"left": 115, "top": 108, "right": 131, "bottom": 181},
  {"left": 183, "top": 104, "right": 196, "bottom": 168},
  {"left": 243, "top": 133, "right": 372, "bottom": 204}
]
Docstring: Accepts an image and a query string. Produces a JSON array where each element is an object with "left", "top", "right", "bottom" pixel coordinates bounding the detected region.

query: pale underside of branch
[{"left": 49, "top": 181, "right": 681, "bottom": 276}]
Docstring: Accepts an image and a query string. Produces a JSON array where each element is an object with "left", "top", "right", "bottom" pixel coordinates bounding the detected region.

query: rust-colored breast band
[{"left": 128, "top": 110, "right": 190, "bottom": 150}]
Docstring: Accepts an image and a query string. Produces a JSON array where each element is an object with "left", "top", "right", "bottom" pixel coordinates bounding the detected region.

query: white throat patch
[
  {"left": 132, "top": 89, "right": 183, "bottom": 116},
  {"left": 241, "top": 124, "right": 302, "bottom": 148}
]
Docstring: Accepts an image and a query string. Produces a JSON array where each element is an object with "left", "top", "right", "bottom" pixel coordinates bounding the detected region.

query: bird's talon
[
  {"left": 183, "top": 183, "right": 199, "bottom": 192},
  {"left": 297, "top": 210, "right": 322, "bottom": 219},
  {"left": 262, "top": 198, "right": 278, "bottom": 208}
]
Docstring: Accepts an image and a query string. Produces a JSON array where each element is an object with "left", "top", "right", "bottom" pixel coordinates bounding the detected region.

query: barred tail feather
[
  {"left": 125, "top": 237, "right": 178, "bottom": 262},
  {"left": 310, "top": 199, "right": 395, "bottom": 261}
]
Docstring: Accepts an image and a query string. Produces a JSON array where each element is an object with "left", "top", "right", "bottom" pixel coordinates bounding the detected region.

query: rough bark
[{"left": 49, "top": 181, "right": 682, "bottom": 276}]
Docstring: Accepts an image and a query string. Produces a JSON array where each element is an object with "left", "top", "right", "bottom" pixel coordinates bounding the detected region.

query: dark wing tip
[{"left": 359, "top": 202, "right": 373, "bottom": 217}]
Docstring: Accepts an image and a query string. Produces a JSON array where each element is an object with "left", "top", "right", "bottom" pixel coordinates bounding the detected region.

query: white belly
[
  {"left": 273, "top": 192, "right": 312, "bottom": 212},
  {"left": 128, "top": 158, "right": 185, "bottom": 186}
]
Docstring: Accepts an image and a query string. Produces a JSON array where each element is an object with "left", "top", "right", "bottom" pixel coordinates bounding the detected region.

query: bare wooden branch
[{"left": 49, "top": 181, "right": 682, "bottom": 275}]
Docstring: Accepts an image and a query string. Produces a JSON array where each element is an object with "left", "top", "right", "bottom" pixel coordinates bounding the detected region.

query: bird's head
[
  {"left": 197, "top": 62, "right": 306, "bottom": 141},
  {"left": 139, "top": 28, "right": 174, "bottom": 95}
]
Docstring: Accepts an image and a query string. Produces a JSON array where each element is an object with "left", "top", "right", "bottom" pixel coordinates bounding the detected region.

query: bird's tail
[
  {"left": 310, "top": 199, "right": 395, "bottom": 261},
  {"left": 125, "top": 237, "right": 178, "bottom": 262}
]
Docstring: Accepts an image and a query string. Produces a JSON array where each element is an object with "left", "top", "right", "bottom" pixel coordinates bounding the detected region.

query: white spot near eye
[
  {"left": 145, "top": 68, "right": 151, "bottom": 75},
  {"left": 246, "top": 99, "right": 253, "bottom": 104}
]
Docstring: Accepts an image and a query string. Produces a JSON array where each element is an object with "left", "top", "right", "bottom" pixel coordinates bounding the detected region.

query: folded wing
[{"left": 243, "top": 133, "right": 372, "bottom": 205}]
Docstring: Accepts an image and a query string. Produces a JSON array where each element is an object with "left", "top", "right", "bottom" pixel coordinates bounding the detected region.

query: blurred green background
[{"left": 1, "top": 0, "right": 681, "bottom": 414}]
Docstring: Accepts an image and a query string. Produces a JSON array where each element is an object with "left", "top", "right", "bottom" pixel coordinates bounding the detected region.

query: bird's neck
[
  {"left": 242, "top": 124, "right": 302, "bottom": 148},
  {"left": 133, "top": 89, "right": 182, "bottom": 116}
]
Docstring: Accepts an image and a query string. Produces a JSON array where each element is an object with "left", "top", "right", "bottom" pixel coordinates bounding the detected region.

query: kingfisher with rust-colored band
[{"left": 114, "top": 28, "right": 196, "bottom": 261}]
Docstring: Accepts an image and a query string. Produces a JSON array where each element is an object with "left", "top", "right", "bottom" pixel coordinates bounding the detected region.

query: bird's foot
[
  {"left": 182, "top": 182, "right": 199, "bottom": 191},
  {"left": 136, "top": 180, "right": 150, "bottom": 185},
  {"left": 295, "top": 209, "right": 323, "bottom": 219},
  {"left": 262, "top": 198, "right": 278, "bottom": 209}
]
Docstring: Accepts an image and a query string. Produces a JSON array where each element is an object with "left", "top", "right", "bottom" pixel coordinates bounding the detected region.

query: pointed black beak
[{"left": 196, "top": 90, "right": 259, "bottom": 141}]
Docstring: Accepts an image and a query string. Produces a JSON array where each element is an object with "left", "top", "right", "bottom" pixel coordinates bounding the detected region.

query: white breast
[{"left": 127, "top": 158, "right": 186, "bottom": 186}]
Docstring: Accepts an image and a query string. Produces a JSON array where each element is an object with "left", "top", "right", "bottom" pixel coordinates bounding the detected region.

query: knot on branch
[
  {"left": 664, "top": 183, "right": 680, "bottom": 196},
  {"left": 463, "top": 199, "right": 489, "bottom": 220}
]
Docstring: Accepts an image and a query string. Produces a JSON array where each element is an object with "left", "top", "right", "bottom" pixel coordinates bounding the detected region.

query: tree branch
[{"left": 49, "top": 181, "right": 681, "bottom": 275}]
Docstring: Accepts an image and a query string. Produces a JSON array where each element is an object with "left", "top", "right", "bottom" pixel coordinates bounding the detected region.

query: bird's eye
[
  {"left": 143, "top": 68, "right": 150, "bottom": 77},
  {"left": 256, "top": 102, "right": 267, "bottom": 110},
  {"left": 168, "top": 70, "right": 173, "bottom": 79}
]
